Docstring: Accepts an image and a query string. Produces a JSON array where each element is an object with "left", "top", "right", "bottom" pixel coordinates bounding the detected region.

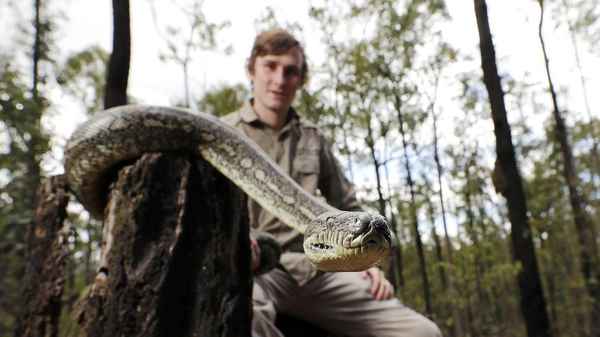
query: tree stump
[
  {"left": 15, "top": 175, "right": 69, "bottom": 337},
  {"left": 76, "top": 153, "right": 252, "bottom": 337}
]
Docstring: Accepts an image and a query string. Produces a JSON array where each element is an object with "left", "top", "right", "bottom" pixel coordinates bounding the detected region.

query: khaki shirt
[{"left": 221, "top": 101, "right": 361, "bottom": 285}]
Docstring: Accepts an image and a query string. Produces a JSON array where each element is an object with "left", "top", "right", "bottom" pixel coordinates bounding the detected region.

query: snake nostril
[
  {"left": 370, "top": 218, "right": 392, "bottom": 243},
  {"left": 355, "top": 214, "right": 371, "bottom": 234},
  {"left": 373, "top": 220, "right": 386, "bottom": 231}
]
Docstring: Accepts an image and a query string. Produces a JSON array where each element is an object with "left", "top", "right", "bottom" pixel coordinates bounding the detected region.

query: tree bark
[
  {"left": 14, "top": 175, "right": 69, "bottom": 337},
  {"left": 473, "top": 1, "right": 552, "bottom": 337},
  {"left": 104, "top": 0, "right": 130, "bottom": 108},
  {"left": 75, "top": 153, "right": 252, "bottom": 337},
  {"left": 537, "top": 2, "right": 600, "bottom": 334}
]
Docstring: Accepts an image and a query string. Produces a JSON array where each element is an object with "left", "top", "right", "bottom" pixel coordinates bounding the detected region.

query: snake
[{"left": 64, "top": 104, "right": 391, "bottom": 272}]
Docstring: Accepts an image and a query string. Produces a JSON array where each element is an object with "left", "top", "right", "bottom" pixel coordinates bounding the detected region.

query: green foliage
[
  {"left": 57, "top": 45, "right": 109, "bottom": 112},
  {"left": 253, "top": 6, "right": 304, "bottom": 36},
  {"left": 196, "top": 83, "right": 248, "bottom": 117},
  {"left": 0, "top": 59, "right": 51, "bottom": 335},
  {"left": 524, "top": 119, "right": 599, "bottom": 336},
  {"left": 151, "top": 0, "right": 231, "bottom": 108},
  {"left": 553, "top": 0, "right": 600, "bottom": 55}
]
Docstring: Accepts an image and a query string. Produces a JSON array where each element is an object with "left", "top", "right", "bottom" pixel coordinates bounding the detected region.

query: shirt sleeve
[{"left": 318, "top": 135, "right": 363, "bottom": 212}]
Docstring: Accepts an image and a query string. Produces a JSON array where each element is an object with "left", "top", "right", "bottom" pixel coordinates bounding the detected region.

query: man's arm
[{"left": 317, "top": 136, "right": 362, "bottom": 212}]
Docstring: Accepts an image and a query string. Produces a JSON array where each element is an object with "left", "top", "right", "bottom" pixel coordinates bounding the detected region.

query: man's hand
[
  {"left": 361, "top": 267, "right": 394, "bottom": 300},
  {"left": 250, "top": 237, "right": 261, "bottom": 272}
]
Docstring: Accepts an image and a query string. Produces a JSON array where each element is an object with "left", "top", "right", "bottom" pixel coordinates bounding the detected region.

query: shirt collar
[{"left": 240, "top": 99, "right": 300, "bottom": 132}]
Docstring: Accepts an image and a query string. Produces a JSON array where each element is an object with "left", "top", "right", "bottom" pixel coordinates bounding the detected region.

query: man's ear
[
  {"left": 246, "top": 70, "right": 254, "bottom": 84},
  {"left": 246, "top": 70, "right": 254, "bottom": 89},
  {"left": 246, "top": 58, "right": 255, "bottom": 81}
]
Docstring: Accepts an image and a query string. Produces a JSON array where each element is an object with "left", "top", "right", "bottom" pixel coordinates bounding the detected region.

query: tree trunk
[
  {"left": 386, "top": 210, "right": 405, "bottom": 293},
  {"left": 473, "top": 1, "right": 552, "bottom": 337},
  {"left": 431, "top": 91, "right": 463, "bottom": 337},
  {"left": 427, "top": 200, "right": 446, "bottom": 289},
  {"left": 363, "top": 98, "right": 403, "bottom": 292},
  {"left": 75, "top": 153, "right": 252, "bottom": 337},
  {"left": 364, "top": 110, "right": 387, "bottom": 217},
  {"left": 104, "top": 0, "right": 130, "bottom": 108},
  {"left": 393, "top": 92, "right": 432, "bottom": 316},
  {"left": 463, "top": 160, "right": 485, "bottom": 302},
  {"left": 25, "top": 0, "right": 44, "bottom": 219},
  {"left": 537, "top": 2, "right": 600, "bottom": 334},
  {"left": 14, "top": 175, "right": 69, "bottom": 337},
  {"left": 32, "top": 0, "right": 41, "bottom": 101}
]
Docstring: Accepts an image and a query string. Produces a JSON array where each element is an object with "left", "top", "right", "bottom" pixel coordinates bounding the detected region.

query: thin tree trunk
[
  {"left": 26, "top": 0, "right": 44, "bottom": 210},
  {"left": 387, "top": 212, "right": 404, "bottom": 292},
  {"left": 432, "top": 113, "right": 453, "bottom": 264},
  {"left": 430, "top": 222, "right": 446, "bottom": 289},
  {"left": 382, "top": 133, "right": 402, "bottom": 291},
  {"left": 393, "top": 210, "right": 406, "bottom": 294},
  {"left": 463, "top": 164, "right": 487, "bottom": 322},
  {"left": 425, "top": 191, "right": 446, "bottom": 289},
  {"left": 84, "top": 220, "right": 94, "bottom": 284},
  {"left": 14, "top": 175, "right": 69, "bottom": 337},
  {"left": 14, "top": 2, "right": 47, "bottom": 331},
  {"left": 537, "top": 2, "right": 600, "bottom": 334},
  {"left": 363, "top": 101, "right": 403, "bottom": 292},
  {"left": 543, "top": 243, "right": 560, "bottom": 337},
  {"left": 364, "top": 110, "right": 387, "bottom": 217},
  {"left": 463, "top": 269, "right": 475, "bottom": 337},
  {"left": 393, "top": 92, "right": 432, "bottom": 316},
  {"left": 183, "top": 61, "right": 190, "bottom": 108},
  {"left": 431, "top": 80, "right": 463, "bottom": 337},
  {"left": 474, "top": 1, "right": 552, "bottom": 336},
  {"left": 104, "top": 0, "right": 130, "bottom": 108},
  {"left": 75, "top": 153, "right": 252, "bottom": 337},
  {"left": 559, "top": 0, "right": 600, "bottom": 191},
  {"left": 32, "top": 0, "right": 41, "bottom": 101}
]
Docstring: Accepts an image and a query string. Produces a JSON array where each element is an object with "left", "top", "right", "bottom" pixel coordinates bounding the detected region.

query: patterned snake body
[{"left": 65, "top": 105, "right": 391, "bottom": 271}]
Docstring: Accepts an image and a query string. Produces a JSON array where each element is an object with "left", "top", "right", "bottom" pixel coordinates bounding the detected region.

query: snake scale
[{"left": 65, "top": 105, "right": 391, "bottom": 271}]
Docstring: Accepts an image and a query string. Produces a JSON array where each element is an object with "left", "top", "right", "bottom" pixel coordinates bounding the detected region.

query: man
[{"left": 222, "top": 28, "right": 441, "bottom": 337}]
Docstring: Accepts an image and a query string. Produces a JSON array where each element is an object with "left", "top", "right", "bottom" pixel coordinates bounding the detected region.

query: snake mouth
[
  {"left": 310, "top": 242, "right": 335, "bottom": 251},
  {"left": 308, "top": 236, "right": 382, "bottom": 253},
  {"left": 303, "top": 229, "right": 390, "bottom": 272}
]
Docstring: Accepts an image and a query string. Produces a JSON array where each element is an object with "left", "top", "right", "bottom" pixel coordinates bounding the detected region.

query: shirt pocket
[
  {"left": 293, "top": 155, "right": 320, "bottom": 194},
  {"left": 295, "top": 156, "right": 319, "bottom": 175}
]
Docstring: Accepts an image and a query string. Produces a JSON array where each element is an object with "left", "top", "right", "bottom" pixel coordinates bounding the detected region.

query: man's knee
[
  {"left": 374, "top": 305, "right": 442, "bottom": 337},
  {"left": 407, "top": 314, "right": 442, "bottom": 337}
]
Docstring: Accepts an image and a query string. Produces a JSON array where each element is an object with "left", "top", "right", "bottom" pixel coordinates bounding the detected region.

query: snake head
[{"left": 303, "top": 211, "right": 392, "bottom": 271}]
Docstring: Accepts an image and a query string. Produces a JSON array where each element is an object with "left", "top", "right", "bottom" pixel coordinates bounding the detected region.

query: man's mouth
[{"left": 270, "top": 91, "right": 286, "bottom": 98}]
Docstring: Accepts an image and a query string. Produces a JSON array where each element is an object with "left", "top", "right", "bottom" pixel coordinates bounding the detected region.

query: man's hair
[{"left": 247, "top": 28, "right": 308, "bottom": 85}]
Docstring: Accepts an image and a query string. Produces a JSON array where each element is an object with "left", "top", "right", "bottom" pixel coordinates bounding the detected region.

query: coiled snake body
[{"left": 65, "top": 105, "right": 391, "bottom": 271}]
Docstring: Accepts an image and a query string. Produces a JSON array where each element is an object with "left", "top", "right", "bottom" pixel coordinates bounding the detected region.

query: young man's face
[{"left": 249, "top": 46, "right": 304, "bottom": 115}]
